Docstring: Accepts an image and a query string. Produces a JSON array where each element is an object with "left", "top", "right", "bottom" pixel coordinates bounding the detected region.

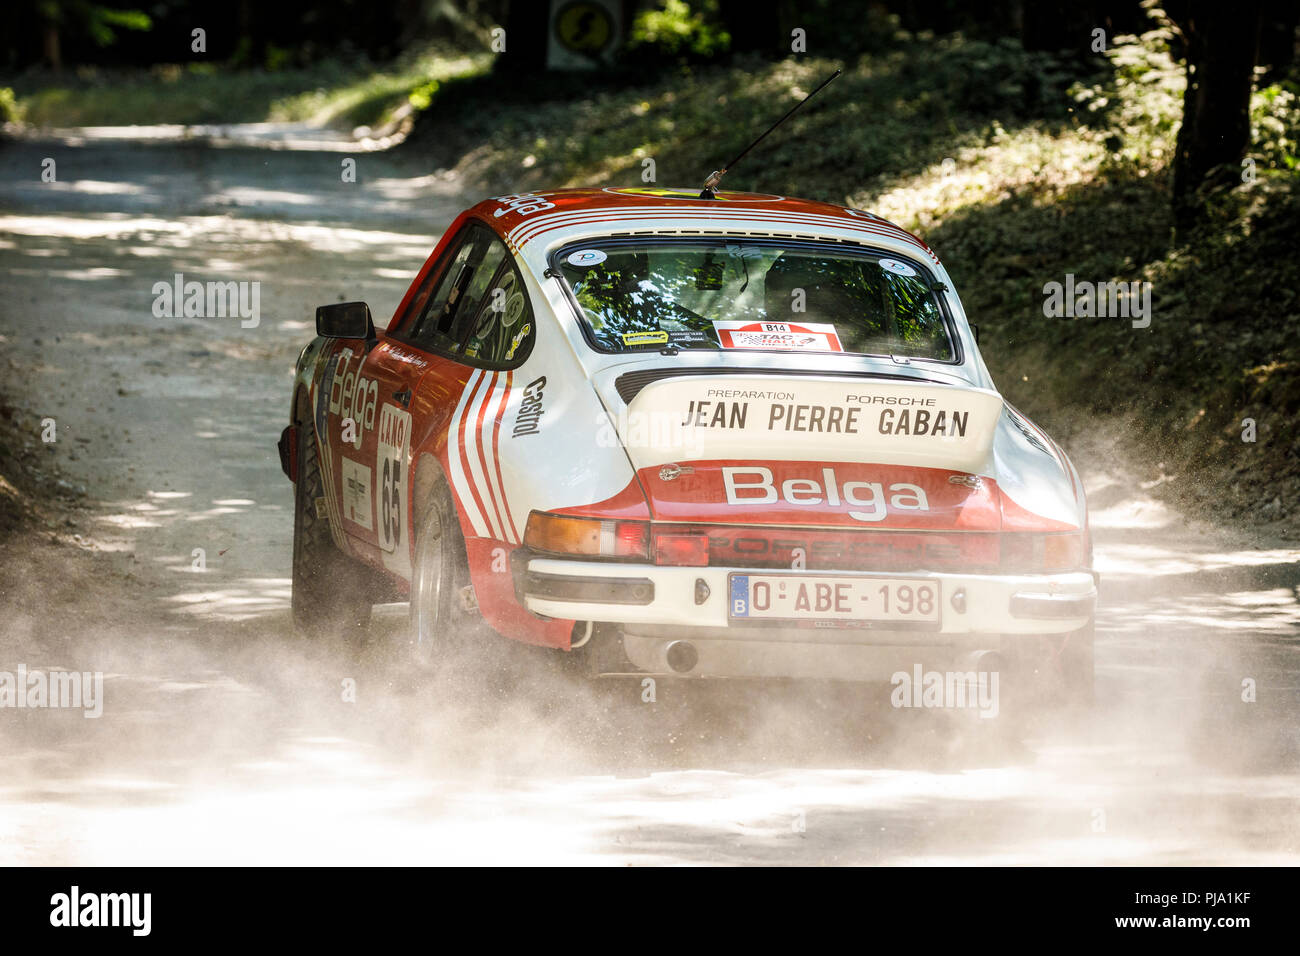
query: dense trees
[
  {"left": 4, "top": 1, "right": 1295, "bottom": 227},
  {"left": 1164, "top": 2, "right": 1265, "bottom": 232}
]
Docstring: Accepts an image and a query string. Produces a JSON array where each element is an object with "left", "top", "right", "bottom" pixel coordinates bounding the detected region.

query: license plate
[{"left": 728, "top": 574, "right": 941, "bottom": 627}]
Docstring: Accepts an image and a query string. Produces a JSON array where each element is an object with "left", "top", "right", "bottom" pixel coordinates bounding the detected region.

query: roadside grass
[
  {"left": 5, "top": 47, "right": 489, "bottom": 129},
  {"left": 407, "top": 29, "right": 1299, "bottom": 525},
  {"left": 409, "top": 39, "right": 1095, "bottom": 198}
]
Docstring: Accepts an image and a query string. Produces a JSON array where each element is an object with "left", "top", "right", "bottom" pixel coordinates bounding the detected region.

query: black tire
[
  {"left": 291, "top": 420, "right": 372, "bottom": 639},
  {"left": 987, "top": 623, "right": 1095, "bottom": 736},
  {"left": 407, "top": 476, "right": 474, "bottom": 666}
]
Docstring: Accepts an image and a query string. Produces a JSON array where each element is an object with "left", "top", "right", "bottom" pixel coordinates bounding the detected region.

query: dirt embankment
[{"left": 0, "top": 381, "right": 147, "bottom": 649}]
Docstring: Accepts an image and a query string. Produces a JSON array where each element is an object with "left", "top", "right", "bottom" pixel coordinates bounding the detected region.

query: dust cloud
[{"left": 1, "top": 131, "right": 1297, "bottom": 865}]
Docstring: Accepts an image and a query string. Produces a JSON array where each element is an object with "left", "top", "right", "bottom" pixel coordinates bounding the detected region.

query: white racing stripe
[
  {"left": 447, "top": 368, "right": 490, "bottom": 537},
  {"left": 507, "top": 206, "right": 940, "bottom": 262},
  {"left": 464, "top": 371, "right": 505, "bottom": 541},
  {"left": 479, "top": 372, "right": 517, "bottom": 544},
  {"left": 447, "top": 368, "right": 520, "bottom": 543}
]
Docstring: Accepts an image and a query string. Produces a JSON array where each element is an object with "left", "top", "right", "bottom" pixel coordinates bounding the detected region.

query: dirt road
[{"left": 1, "top": 130, "right": 1298, "bottom": 865}]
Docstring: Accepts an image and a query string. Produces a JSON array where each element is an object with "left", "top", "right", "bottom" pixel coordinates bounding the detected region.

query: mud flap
[{"left": 278, "top": 425, "right": 298, "bottom": 481}]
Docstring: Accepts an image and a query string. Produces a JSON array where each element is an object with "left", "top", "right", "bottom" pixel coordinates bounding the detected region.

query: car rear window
[{"left": 555, "top": 239, "right": 955, "bottom": 361}]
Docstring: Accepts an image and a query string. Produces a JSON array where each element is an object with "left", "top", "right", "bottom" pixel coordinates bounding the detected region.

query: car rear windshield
[{"left": 555, "top": 239, "right": 956, "bottom": 361}]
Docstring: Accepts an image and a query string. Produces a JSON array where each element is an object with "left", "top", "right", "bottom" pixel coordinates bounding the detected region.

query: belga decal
[{"left": 722, "top": 466, "right": 929, "bottom": 524}]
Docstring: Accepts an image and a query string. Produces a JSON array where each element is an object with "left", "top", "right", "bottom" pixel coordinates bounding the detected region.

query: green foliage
[
  {"left": 9, "top": 48, "right": 488, "bottom": 128},
  {"left": 408, "top": 80, "right": 439, "bottom": 111},
  {"left": 413, "top": 34, "right": 1099, "bottom": 207},
  {"left": 0, "top": 87, "right": 20, "bottom": 124},
  {"left": 906, "top": 35, "right": 1089, "bottom": 117},
  {"left": 84, "top": 6, "right": 150, "bottom": 46},
  {"left": 40, "top": 2, "right": 152, "bottom": 48},
  {"left": 1252, "top": 82, "right": 1300, "bottom": 171},
  {"left": 627, "top": 0, "right": 730, "bottom": 62}
]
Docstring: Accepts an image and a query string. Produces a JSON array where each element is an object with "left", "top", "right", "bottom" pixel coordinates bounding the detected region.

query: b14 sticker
[{"left": 712, "top": 320, "right": 843, "bottom": 352}]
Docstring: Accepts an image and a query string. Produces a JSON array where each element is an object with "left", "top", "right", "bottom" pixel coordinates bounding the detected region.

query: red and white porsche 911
[{"left": 279, "top": 185, "right": 1096, "bottom": 702}]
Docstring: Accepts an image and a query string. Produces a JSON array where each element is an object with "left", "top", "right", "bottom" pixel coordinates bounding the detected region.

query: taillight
[
  {"left": 1001, "top": 532, "right": 1086, "bottom": 571},
  {"left": 653, "top": 533, "right": 709, "bottom": 567},
  {"left": 524, "top": 512, "right": 649, "bottom": 559},
  {"left": 1043, "top": 533, "right": 1084, "bottom": 570}
]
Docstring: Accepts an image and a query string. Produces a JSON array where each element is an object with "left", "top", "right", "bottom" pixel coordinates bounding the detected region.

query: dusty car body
[{"left": 280, "top": 186, "right": 1096, "bottom": 698}]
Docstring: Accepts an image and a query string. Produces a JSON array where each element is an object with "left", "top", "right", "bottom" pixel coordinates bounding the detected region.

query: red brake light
[
  {"left": 614, "top": 521, "right": 649, "bottom": 557},
  {"left": 654, "top": 533, "right": 709, "bottom": 567}
]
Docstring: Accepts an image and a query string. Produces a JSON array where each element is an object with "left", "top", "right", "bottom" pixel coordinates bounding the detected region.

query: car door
[
  {"left": 336, "top": 223, "right": 533, "bottom": 579},
  {"left": 431, "top": 233, "right": 537, "bottom": 550},
  {"left": 323, "top": 224, "right": 484, "bottom": 571}
]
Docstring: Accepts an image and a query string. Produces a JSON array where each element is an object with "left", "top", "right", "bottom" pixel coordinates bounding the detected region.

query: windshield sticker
[
  {"left": 622, "top": 330, "right": 670, "bottom": 347},
  {"left": 502, "top": 290, "right": 527, "bottom": 327},
  {"left": 667, "top": 329, "right": 712, "bottom": 345},
  {"left": 566, "top": 248, "right": 608, "bottom": 268},
  {"left": 713, "top": 321, "right": 844, "bottom": 352},
  {"left": 506, "top": 323, "right": 531, "bottom": 360},
  {"left": 877, "top": 258, "right": 917, "bottom": 278}
]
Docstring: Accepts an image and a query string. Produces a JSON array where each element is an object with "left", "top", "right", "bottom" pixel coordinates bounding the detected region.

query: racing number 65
[{"left": 380, "top": 456, "right": 401, "bottom": 550}]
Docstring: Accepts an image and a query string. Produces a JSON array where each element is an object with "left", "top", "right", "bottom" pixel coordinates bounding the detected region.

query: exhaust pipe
[
  {"left": 664, "top": 640, "right": 699, "bottom": 674},
  {"left": 570, "top": 620, "right": 594, "bottom": 650}
]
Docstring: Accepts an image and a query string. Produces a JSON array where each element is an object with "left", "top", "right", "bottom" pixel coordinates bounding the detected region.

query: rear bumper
[
  {"left": 517, "top": 556, "right": 1096, "bottom": 681},
  {"left": 520, "top": 557, "right": 1096, "bottom": 634}
]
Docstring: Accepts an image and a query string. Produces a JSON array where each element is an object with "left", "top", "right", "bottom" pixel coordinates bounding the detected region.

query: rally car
[{"left": 279, "top": 186, "right": 1096, "bottom": 701}]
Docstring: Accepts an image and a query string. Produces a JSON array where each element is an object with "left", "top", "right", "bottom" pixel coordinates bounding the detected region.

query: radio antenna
[{"left": 698, "top": 68, "right": 842, "bottom": 199}]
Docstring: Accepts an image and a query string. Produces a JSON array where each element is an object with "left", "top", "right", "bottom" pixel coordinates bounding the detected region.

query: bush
[
  {"left": 0, "top": 88, "right": 19, "bottom": 124},
  {"left": 627, "top": 0, "right": 730, "bottom": 64}
]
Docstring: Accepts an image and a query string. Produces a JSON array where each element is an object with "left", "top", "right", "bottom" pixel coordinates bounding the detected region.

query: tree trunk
[
  {"left": 43, "top": 24, "right": 62, "bottom": 71},
  {"left": 1168, "top": 1, "right": 1263, "bottom": 233}
]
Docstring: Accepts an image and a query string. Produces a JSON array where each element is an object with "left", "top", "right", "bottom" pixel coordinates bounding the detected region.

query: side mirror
[
  {"left": 969, "top": 323, "right": 979, "bottom": 344},
  {"left": 316, "top": 301, "right": 375, "bottom": 340}
]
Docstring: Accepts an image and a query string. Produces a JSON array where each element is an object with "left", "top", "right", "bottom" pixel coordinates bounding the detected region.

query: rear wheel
[
  {"left": 1057, "top": 620, "right": 1095, "bottom": 708},
  {"left": 291, "top": 421, "right": 372, "bottom": 639},
  {"left": 989, "top": 622, "right": 1094, "bottom": 741},
  {"left": 408, "top": 478, "right": 474, "bottom": 666}
]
